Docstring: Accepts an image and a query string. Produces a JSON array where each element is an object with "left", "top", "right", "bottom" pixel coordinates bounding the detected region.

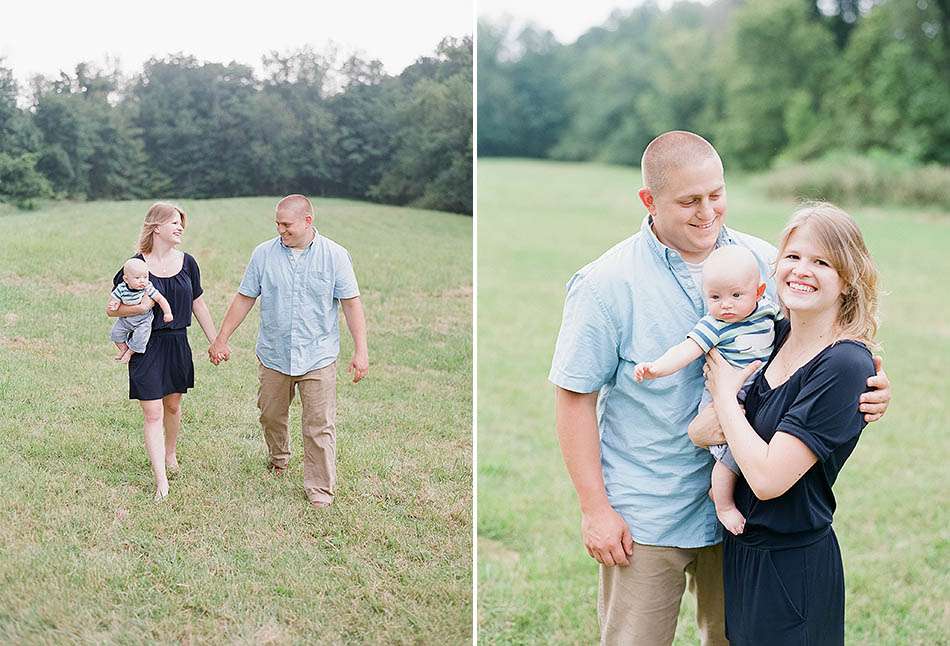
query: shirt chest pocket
[{"left": 303, "top": 269, "right": 335, "bottom": 328}]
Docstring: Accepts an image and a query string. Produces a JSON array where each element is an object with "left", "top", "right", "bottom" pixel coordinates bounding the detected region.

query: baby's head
[
  {"left": 123, "top": 258, "right": 149, "bottom": 291},
  {"left": 702, "top": 246, "right": 765, "bottom": 322}
]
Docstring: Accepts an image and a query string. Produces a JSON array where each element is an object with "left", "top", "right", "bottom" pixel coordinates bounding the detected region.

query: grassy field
[
  {"left": 0, "top": 197, "right": 472, "bottom": 643},
  {"left": 477, "top": 158, "right": 950, "bottom": 644}
]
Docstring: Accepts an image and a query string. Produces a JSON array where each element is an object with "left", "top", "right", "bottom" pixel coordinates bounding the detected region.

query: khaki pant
[
  {"left": 599, "top": 542, "right": 727, "bottom": 646},
  {"left": 257, "top": 360, "right": 337, "bottom": 504}
]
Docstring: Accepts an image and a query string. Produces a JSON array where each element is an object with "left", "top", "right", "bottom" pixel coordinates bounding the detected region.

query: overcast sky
[
  {"left": 1, "top": 0, "right": 473, "bottom": 88},
  {"left": 478, "top": 0, "right": 692, "bottom": 43}
]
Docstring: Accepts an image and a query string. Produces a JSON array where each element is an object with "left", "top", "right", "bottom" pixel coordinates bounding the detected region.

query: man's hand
[
  {"left": 688, "top": 403, "right": 726, "bottom": 448},
  {"left": 582, "top": 505, "right": 634, "bottom": 567},
  {"left": 860, "top": 355, "right": 891, "bottom": 422},
  {"left": 209, "top": 337, "right": 231, "bottom": 366},
  {"left": 348, "top": 351, "right": 368, "bottom": 383}
]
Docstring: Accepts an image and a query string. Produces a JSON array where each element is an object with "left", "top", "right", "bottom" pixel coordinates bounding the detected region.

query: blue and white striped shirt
[
  {"left": 112, "top": 280, "right": 158, "bottom": 305},
  {"left": 687, "top": 296, "right": 782, "bottom": 367}
]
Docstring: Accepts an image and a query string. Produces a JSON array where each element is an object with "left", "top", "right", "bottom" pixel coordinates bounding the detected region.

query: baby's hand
[
  {"left": 634, "top": 363, "right": 656, "bottom": 383},
  {"left": 163, "top": 313, "right": 174, "bottom": 323},
  {"left": 108, "top": 299, "right": 120, "bottom": 311}
]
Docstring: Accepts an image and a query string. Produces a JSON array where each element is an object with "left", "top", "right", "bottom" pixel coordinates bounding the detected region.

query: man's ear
[
  {"left": 638, "top": 187, "right": 656, "bottom": 214},
  {"left": 756, "top": 282, "right": 767, "bottom": 299}
]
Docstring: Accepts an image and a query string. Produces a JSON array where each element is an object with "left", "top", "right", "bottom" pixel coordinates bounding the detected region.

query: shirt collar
[
  {"left": 641, "top": 215, "right": 736, "bottom": 263},
  {"left": 278, "top": 227, "right": 319, "bottom": 251}
]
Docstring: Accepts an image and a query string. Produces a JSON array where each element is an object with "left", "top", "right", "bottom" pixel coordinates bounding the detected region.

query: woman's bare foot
[
  {"left": 154, "top": 480, "right": 169, "bottom": 502},
  {"left": 716, "top": 506, "right": 746, "bottom": 535},
  {"left": 165, "top": 455, "right": 180, "bottom": 476}
]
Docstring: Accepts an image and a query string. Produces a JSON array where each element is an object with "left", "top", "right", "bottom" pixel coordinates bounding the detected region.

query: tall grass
[
  {"left": 477, "top": 158, "right": 950, "bottom": 644},
  {"left": 760, "top": 152, "right": 950, "bottom": 210},
  {"left": 0, "top": 197, "right": 472, "bottom": 643}
]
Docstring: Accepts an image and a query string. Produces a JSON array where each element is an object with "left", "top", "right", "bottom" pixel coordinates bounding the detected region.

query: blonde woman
[
  {"left": 705, "top": 203, "right": 880, "bottom": 645},
  {"left": 106, "top": 203, "right": 218, "bottom": 501}
]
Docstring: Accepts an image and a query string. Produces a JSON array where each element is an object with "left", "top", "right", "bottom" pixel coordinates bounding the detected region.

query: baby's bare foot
[{"left": 717, "top": 506, "right": 746, "bottom": 535}]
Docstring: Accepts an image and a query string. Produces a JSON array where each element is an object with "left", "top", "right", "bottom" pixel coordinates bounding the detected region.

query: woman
[
  {"left": 705, "top": 202, "right": 879, "bottom": 645},
  {"left": 107, "top": 203, "right": 218, "bottom": 501}
]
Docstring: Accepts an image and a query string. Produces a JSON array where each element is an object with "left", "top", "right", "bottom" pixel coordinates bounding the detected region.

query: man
[
  {"left": 210, "top": 194, "right": 368, "bottom": 508},
  {"left": 548, "top": 132, "right": 890, "bottom": 645}
]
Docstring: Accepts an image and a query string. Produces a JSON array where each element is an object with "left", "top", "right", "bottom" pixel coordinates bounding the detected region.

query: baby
[
  {"left": 108, "top": 258, "right": 173, "bottom": 363},
  {"left": 633, "top": 245, "right": 781, "bottom": 535}
]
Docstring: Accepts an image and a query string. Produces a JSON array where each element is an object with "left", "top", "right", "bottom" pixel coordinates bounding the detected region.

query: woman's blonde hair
[
  {"left": 138, "top": 202, "right": 186, "bottom": 254},
  {"left": 776, "top": 202, "right": 879, "bottom": 348}
]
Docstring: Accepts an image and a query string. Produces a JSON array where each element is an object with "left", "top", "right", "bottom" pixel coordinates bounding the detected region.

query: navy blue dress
[
  {"left": 112, "top": 253, "right": 203, "bottom": 401},
  {"left": 723, "top": 318, "right": 874, "bottom": 645}
]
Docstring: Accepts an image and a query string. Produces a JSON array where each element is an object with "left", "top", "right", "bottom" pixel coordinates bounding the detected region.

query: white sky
[
  {"left": 1, "top": 0, "right": 473, "bottom": 89},
  {"left": 478, "top": 0, "right": 695, "bottom": 44}
]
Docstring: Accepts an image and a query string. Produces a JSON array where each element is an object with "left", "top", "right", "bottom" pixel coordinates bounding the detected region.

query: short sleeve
[
  {"left": 548, "top": 274, "right": 621, "bottom": 393},
  {"left": 238, "top": 247, "right": 263, "bottom": 298},
  {"left": 686, "top": 315, "right": 723, "bottom": 353},
  {"left": 333, "top": 249, "right": 360, "bottom": 300},
  {"left": 187, "top": 254, "right": 203, "bottom": 299},
  {"left": 113, "top": 268, "right": 123, "bottom": 288},
  {"left": 775, "top": 343, "right": 874, "bottom": 462}
]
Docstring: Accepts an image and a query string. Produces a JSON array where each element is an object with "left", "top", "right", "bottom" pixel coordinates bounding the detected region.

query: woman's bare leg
[
  {"left": 163, "top": 393, "right": 182, "bottom": 472},
  {"left": 140, "top": 399, "right": 168, "bottom": 500}
]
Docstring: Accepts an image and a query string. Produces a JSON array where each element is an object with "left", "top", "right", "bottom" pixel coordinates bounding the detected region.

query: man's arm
[
  {"left": 340, "top": 296, "right": 368, "bottom": 383},
  {"left": 634, "top": 338, "right": 705, "bottom": 382},
  {"left": 209, "top": 293, "right": 256, "bottom": 364},
  {"left": 555, "top": 387, "right": 633, "bottom": 567}
]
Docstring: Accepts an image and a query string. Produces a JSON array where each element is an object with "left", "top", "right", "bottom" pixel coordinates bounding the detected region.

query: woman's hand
[{"left": 705, "top": 349, "right": 760, "bottom": 404}]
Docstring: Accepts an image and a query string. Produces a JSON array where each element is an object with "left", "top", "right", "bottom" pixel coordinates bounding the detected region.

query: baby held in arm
[
  {"left": 108, "top": 258, "right": 173, "bottom": 363},
  {"left": 633, "top": 245, "right": 781, "bottom": 534}
]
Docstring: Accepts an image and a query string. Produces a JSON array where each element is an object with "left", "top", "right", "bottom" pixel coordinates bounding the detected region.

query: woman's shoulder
[{"left": 813, "top": 339, "right": 874, "bottom": 379}]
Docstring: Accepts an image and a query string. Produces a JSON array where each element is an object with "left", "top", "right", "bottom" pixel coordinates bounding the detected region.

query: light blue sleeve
[
  {"left": 238, "top": 247, "right": 263, "bottom": 298},
  {"left": 548, "top": 274, "right": 621, "bottom": 394},
  {"left": 333, "top": 249, "right": 360, "bottom": 300}
]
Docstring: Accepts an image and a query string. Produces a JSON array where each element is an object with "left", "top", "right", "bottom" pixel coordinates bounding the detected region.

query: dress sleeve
[
  {"left": 775, "top": 343, "right": 874, "bottom": 461},
  {"left": 548, "top": 274, "right": 621, "bottom": 393},
  {"left": 186, "top": 254, "right": 203, "bottom": 299}
]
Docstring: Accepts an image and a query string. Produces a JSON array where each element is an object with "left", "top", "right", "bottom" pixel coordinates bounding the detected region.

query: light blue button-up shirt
[
  {"left": 549, "top": 216, "right": 777, "bottom": 548},
  {"left": 239, "top": 230, "right": 359, "bottom": 376}
]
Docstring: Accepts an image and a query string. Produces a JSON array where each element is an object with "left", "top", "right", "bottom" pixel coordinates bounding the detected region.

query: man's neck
[{"left": 289, "top": 228, "right": 316, "bottom": 250}]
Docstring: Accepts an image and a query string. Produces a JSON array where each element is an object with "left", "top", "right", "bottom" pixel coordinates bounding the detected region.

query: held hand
[
  {"left": 348, "top": 351, "right": 368, "bottom": 383},
  {"left": 581, "top": 505, "right": 634, "bottom": 567},
  {"left": 633, "top": 362, "right": 656, "bottom": 383},
  {"left": 163, "top": 313, "right": 174, "bottom": 323},
  {"left": 860, "top": 355, "right": 890, "bottom": 422},
  {"left": 208, "top": 338, "right": 231, "bottom": 366},
  {"left": 705, "top": 349, "right": 760, "bottom": 403}
]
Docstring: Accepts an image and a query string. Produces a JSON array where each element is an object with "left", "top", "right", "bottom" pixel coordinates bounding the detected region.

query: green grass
[
  {"left": 476, "top": 158, "right": 950, "bottom": 644},
  {"left": 0, "top": 197, "right": 472, "bottom": 644}
]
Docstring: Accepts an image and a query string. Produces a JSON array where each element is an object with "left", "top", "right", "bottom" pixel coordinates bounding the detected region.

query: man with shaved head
[
  {"left": 549, "top": 132, "right": 891, "bottom": 644},
  {"left": 211, "top": 194, "right": 368, "bottom": 509}
]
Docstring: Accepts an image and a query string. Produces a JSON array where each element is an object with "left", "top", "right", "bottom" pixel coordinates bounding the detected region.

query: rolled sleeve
[
  {"left": 333, "top": 250, "right": 360, "bottom": 300},
  {"left": 548, "top": 275, "right": 620, "bottom": 393}
]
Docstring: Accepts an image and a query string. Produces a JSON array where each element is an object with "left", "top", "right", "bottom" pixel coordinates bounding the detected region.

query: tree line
[
  {"left": 0, "top": 37, "right": 472, "bottom": 214},
  {"left": 478, "top": 0, "right": 950, "bottom": 171}
]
